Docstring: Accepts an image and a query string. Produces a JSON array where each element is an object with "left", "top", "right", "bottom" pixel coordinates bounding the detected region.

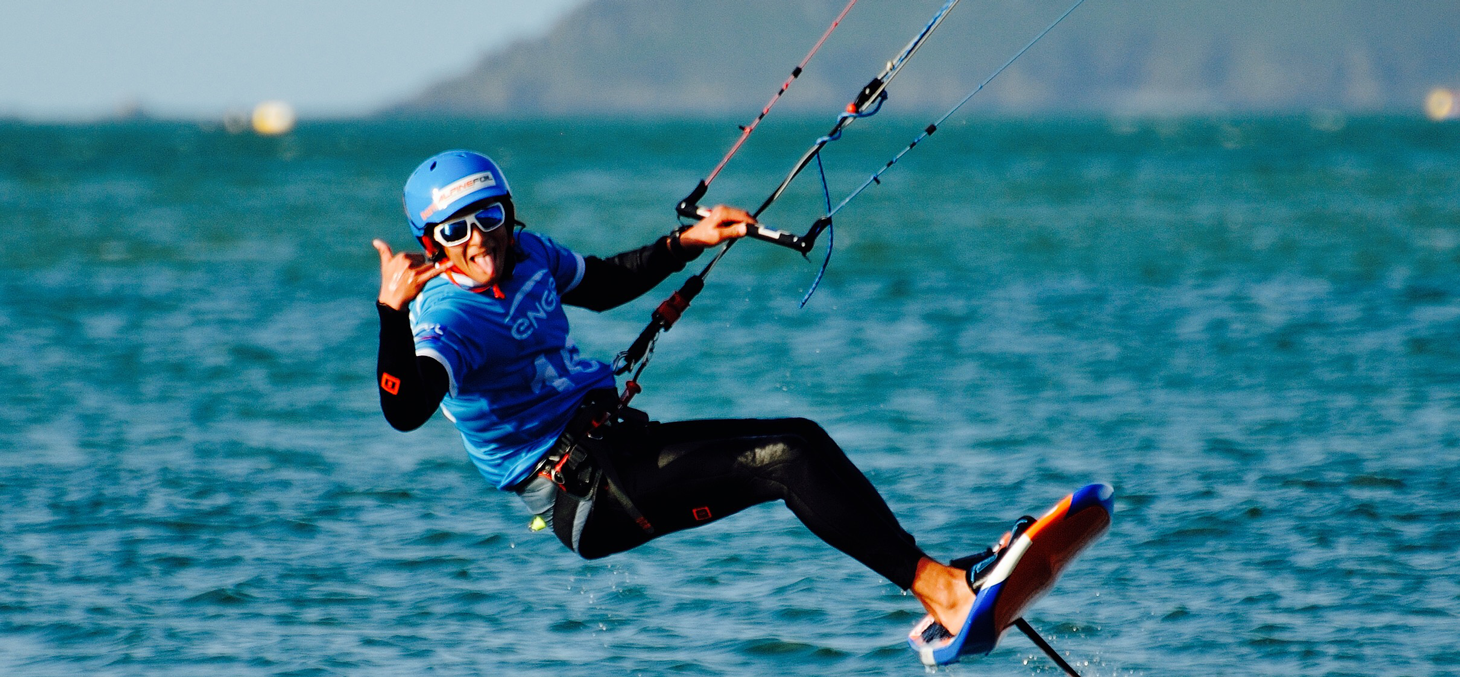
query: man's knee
[
  {"left": 737, "top": 418, "right": 843, "bottom": 473},
  {"left": 781, "top": 417, "right": 834, "bottom": 447}
]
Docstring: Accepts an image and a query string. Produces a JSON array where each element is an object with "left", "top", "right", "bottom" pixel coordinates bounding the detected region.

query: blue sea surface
[{"left": 0, "top": 116, "right": 1457, "bottom": 675}]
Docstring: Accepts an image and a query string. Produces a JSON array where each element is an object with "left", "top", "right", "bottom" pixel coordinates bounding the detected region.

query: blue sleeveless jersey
[{"left": 409, "top": 231, "right": 615, "bottom": 489}]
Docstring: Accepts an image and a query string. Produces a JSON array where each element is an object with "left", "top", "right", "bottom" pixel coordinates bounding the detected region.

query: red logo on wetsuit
[
  {"left": 692, "top": 506, "right": 712, "bottom": 521},
  {"left": 380, "top": 373, "right": 401, "bottom": 395}
]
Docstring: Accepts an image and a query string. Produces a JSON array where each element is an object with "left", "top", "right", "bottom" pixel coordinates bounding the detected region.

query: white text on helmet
[{"left": 420, "top": 171, "right": 498, "bottom": 221}]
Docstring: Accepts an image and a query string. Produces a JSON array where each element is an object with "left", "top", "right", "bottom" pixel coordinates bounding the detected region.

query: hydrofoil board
[{"left": 908, "top": 482, "right": 1113, "bottom": 669}]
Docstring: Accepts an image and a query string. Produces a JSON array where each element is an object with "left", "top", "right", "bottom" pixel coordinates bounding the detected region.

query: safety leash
[
  {"left": 826, "top": 0, "right": 1089, "bottom": 219},
  {"left": 795, "top": 0, "right": 1089, "bottom": 304}
]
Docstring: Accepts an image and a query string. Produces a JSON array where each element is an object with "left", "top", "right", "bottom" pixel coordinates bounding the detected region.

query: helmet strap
[{"left": 419, "top": 236, "right": 447, "bottom": 263}]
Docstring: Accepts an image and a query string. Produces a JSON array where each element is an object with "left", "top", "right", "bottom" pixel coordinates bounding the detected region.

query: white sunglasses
[{"left": 432, "top": 202, "right": 508, "bottom": 247}]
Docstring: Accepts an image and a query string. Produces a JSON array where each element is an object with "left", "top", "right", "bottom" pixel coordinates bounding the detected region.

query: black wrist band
[{"left": 667, "top": 226, "right": 695, "bottom": 261}]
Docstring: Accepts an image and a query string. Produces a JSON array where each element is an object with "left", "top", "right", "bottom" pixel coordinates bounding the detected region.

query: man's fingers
[
  {"left": 712, "top": 219, "right": 751, "bottom": 240},
  {"left": 373, "top": 239, "right": 393, "bottom": 265},
  {"left": 417, "top": 261, "right": 447, "bottom": 281},
  {"left": 710, "top": 204, "right": 755, "bottom": 225}
]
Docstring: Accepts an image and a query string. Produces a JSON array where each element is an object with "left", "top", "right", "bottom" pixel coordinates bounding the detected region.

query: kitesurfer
[{"left": 372, "top": 149, "right": 976, "bottom": 636}]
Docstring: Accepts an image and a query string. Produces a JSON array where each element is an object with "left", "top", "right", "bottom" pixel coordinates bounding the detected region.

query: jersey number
[{"left": 530, "top": 344, "right": 598, "bottom": 394}]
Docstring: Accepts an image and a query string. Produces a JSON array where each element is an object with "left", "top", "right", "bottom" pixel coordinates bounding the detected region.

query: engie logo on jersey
[
  {"left": 419, "top": 171, "right": 497, "bottom": 220},
  {"left": 506, "top": 270, "right": 559, "bottom": 340}
]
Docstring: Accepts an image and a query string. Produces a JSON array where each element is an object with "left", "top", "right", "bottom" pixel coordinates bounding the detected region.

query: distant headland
[{"left": 388, "top": 0, "right": 1460, "bottom": 117}]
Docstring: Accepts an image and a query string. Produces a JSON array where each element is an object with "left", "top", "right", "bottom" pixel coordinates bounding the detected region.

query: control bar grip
[{"left": 678, "top": 203, "right": 813, "bottom": 254}]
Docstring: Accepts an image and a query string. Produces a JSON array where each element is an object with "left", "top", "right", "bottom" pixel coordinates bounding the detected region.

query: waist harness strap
[
  {"left": 582, "top": 435, "right": 654, "bottom": 536},
  {"left": 544, "top": 391, "right": 655, "bottom": 549}
]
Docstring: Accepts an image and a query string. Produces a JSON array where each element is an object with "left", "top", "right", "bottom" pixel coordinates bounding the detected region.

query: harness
[{"left": 515, "top": 389, "right": 655, "bottom": 550}]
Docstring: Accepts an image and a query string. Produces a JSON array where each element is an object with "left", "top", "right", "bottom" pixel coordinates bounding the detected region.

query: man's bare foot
[{"left": 910, "top": 557, "right": 976, "bottom": 635}]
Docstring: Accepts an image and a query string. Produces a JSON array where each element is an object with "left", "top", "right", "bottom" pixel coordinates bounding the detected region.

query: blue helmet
[{"left": 403, "top": 150, "right": 512, "bottom": 238}]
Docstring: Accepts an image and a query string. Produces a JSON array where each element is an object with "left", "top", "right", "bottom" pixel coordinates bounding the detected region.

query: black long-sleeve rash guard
[{"left": 377, "top": 234, "right": 702, "bottom": 431}]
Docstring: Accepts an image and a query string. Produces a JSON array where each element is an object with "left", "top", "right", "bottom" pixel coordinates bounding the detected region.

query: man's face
[{"left": 434, "top": 203, "right": 513, "bottom": 286}]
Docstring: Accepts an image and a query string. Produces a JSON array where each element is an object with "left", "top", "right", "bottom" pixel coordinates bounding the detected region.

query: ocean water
[{"left": 1, "top": 115, "right": 1457, "bottom": 676}]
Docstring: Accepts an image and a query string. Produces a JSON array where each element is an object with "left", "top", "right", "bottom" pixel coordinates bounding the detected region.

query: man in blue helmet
[{"left": 373, "top": 150, "right": 981, "bottom": 640}]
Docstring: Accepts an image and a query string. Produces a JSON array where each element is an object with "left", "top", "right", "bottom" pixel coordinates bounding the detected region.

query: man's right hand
[
  {"left": 374, "top": 239, "right": 446, "bottom": 311},
  {"left": 678, "top": 204, "right": 754, "bottom": 249}
]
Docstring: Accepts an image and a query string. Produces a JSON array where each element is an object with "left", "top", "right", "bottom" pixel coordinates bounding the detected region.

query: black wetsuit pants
[{"left": 558, "top": 416, "right": 927, "bottom": 590}]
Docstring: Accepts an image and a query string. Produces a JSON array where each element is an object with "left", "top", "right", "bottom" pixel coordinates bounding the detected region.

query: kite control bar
[
  {"left": 676, "top": 181, "right": 830, "bottom": 256},
  {"left": 613, "top": 185, "right": 829, "bottom": 381}
]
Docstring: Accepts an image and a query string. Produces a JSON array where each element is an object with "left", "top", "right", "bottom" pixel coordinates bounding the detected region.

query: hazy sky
[{"left": 0, "top": 0, "right": 589, "bottom": 120}]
